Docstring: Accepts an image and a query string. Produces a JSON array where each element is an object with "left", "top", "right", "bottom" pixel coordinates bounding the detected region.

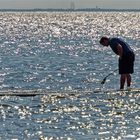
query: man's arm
[{"left": 117, "top": 44, "right": 123, "bottom": 59}]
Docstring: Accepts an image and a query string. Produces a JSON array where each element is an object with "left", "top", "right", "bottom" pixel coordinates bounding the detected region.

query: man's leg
[
  {"left": 120, "top": 74, "right": 126, "bottom": 89},
  {"left": 126, "top": 74, "right": 131, "bottom": 87}
]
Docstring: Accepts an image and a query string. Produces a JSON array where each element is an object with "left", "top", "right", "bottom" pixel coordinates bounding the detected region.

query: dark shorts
[{"left": 119, "top": 52, "right": 135, "bottom": 74}]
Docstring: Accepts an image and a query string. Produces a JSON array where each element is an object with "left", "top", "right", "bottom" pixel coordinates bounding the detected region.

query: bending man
[{"left": 100, "top": 36, "right": 135, "bottom": 89}]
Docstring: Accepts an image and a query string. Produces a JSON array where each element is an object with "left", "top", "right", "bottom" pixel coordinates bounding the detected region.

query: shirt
[{"left": 109, "top": 38, "right": 134, "bottom": 56}]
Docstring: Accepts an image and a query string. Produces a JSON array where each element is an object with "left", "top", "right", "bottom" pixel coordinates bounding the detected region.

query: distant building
[{"left": 70, "top": 2, "right": 75, "bottom": 10}]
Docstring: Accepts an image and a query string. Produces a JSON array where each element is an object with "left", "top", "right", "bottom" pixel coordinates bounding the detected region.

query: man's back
[{"left": 109, "top": 38, "right": 133, "bottom": 56}]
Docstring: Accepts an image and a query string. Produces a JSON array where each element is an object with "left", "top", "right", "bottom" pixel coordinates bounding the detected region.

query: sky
[{"left": 0, "top": 0, "right": 140, "bottom": 9}]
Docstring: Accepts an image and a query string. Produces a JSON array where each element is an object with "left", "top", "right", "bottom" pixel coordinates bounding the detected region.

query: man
[{"left": 99, "top": 36, "right": 135, "bottom": 89}]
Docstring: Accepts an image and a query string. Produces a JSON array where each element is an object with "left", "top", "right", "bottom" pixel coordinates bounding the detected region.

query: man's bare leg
[
  {"left": 120, "top": 74, "right": 126, "bottom": 89},
  {"left": 126, "top": 74, "right": 131, "bottom": 87}
]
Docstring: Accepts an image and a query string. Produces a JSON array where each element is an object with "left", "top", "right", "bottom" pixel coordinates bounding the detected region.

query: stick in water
[{"left": 101, "top": 69, "right": 118, "bottom": 84}]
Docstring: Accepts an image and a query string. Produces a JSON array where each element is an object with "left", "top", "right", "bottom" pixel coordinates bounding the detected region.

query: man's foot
[{"left": 127, "top": 87, "right": 132, "bottom": 91}]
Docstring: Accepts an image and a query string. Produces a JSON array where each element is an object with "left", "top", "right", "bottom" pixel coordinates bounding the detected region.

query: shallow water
[
  {"left": 0, "top": 90, "right": 139, "bottom": 140},
  {"left": 0, "top": 12, "right": 140, "bottom": 139},
  {"left": 0, "top": 12, "right": 140, "bottom": 90}
]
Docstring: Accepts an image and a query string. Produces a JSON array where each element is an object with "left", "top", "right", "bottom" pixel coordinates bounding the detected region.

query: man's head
[{"left": 99, "top": 36, "right": 109, "bottom": 46}]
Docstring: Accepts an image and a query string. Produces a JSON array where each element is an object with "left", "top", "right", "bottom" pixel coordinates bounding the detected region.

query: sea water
[{"left": 0, "top": 12, "right": 139, "bottom": 139}]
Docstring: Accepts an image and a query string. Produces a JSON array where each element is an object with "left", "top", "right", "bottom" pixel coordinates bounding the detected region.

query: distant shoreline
[{"left": 0, "top": 8, "right": 140, "bottom": 12}]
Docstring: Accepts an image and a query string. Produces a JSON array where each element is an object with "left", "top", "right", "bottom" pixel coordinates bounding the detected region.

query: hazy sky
[{"left": 0, "top": 0, "right": 140, "bottom": 9}]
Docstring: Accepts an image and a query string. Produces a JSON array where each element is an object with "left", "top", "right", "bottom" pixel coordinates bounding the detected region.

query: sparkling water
[{"left": 0, "top": 12, "right": 140, "bottom": 139}]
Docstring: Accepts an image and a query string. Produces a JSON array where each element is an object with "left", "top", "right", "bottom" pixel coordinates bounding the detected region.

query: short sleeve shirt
[{"left": 109, "top": 38, "right": 133, "bottom": 56}]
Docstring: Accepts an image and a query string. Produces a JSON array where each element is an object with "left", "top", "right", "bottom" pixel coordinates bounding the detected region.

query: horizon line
[{"left": 0, "top": 8, "right": 140, "bottom": 12}]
